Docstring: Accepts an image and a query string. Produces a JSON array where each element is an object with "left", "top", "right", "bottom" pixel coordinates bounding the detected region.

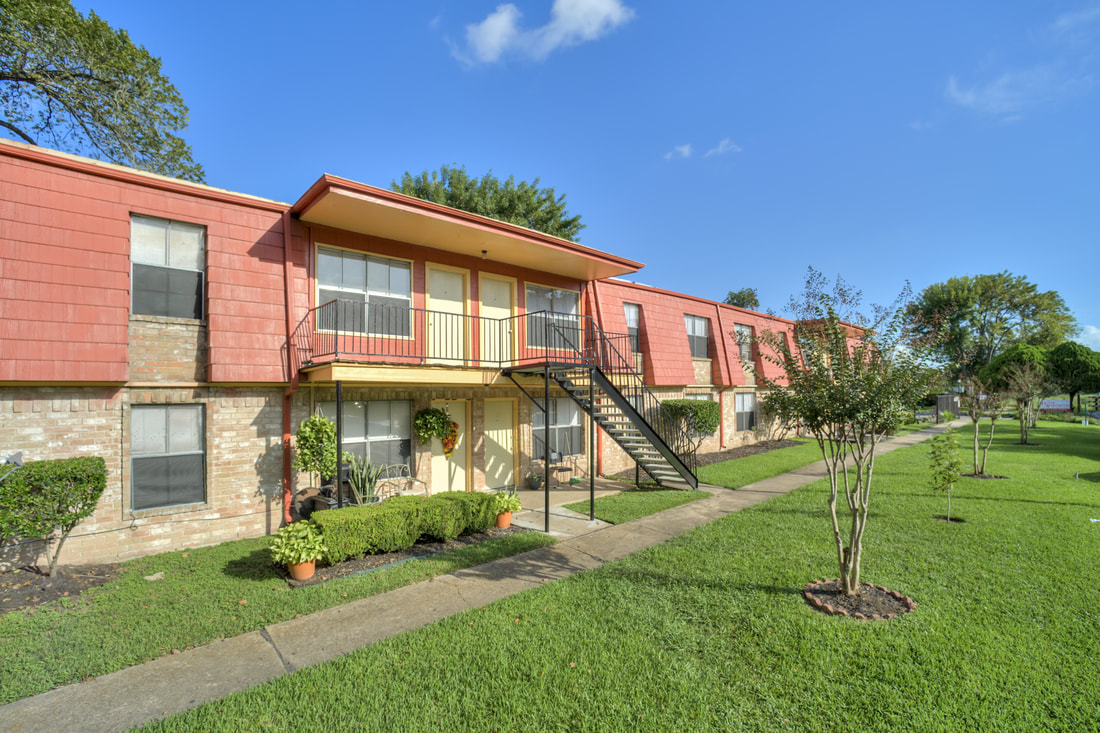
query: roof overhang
[{"left": 292, "top": 175, "right": 642, "bottom": 282}]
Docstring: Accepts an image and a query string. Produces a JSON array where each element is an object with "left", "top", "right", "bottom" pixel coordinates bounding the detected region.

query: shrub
[
  {"left": 1, "top": 457, "right": 107, "bottom": 575},
  {"left": 436, "top": 491, "right": 497, "bottom": 534},
  {"left": 419, "top": 497, "right": 466, "bottom": 542},
  {"left": 311, "top": 499, "right": 423, "bottom": 562},
  {"left": 662, "top": 399, "right": 721, "bottom": 445}
]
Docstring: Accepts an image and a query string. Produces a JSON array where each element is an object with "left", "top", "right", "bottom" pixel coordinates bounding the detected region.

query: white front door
[
  {"left": 428, "top": 267, "right": 467, "bottom": 365},
  {"left": 483, "top": 399, "right": 515, "bottom": 490},
  {"left": 430, "top": 399, "right": 468, "bottom": 493}
]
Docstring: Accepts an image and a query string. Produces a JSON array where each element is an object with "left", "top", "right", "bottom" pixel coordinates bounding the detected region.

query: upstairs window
[
  {"left": 623, "top": 303, "right": 641, "bottom": 353},
  {"left": 131, "top": 215, "right": 205, "bottom": 319},
  {"left": 734, "top": 324, "right": 754, "bottom": 364},
  {"left": 317, "top": 247, "right": 411, "bottom": 337},
  {"left": 684, "top": 314, "right": 709, "bottom": 359},
  {"left": 526, "top": 285, "right": 580, "bottom": 350}
]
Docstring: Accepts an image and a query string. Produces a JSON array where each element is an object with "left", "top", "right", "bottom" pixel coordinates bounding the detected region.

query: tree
[
  {"left": 909, "top": 272, "right": 1077, "bottom": 378},
  {"left": 0, "top": 0, "right": 204, "bottom": 181},
  {"left": 1048, "top": 341, "right": 1100, "bottom": 413},
  {"left": 723, "top": 287, "right": 760, "bottom": 310},
  {"left": 958, "top": 374, "right": 1005, "bottom": 476},
  {"left": 391, "top": 165, "right": 584, "bottom": 241},
  {"left": 980, "top": 343, "right": 1050, "bottom": 445},
  {"left": 662, "top": 399, "right": 721, "bottom": 454},
  {"left": 929, "top": 429, "right": 964, "bottom": 522},
  {"left": 758, "top": 269, "right": 935, "bottom": 597}
]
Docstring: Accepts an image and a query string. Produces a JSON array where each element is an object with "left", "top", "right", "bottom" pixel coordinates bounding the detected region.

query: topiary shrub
[
  {"left": 662, "top": 398, "right": 721, "bottom": 448},
  {"left": 2, "top": 457, "right": 107, "bottom": 576},
  {"left": 435, "top": 491, "right": 497, "bottom": 534},
  {"left": 311, "top": 500, "right": 423, "bottom": 562}
]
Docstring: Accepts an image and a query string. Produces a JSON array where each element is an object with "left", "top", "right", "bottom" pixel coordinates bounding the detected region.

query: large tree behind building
[
  {"left": 392, "top": 165, "right": 584, "bottom": 242},
  {"left": 724, "top": 287, "right": 760, "bottom": 310},
  {"left": 0, "top": 0, "right": 204, "bottom": 182},
  {"left": 909, "top": 272, "right": 1076, "bottom": 378}
]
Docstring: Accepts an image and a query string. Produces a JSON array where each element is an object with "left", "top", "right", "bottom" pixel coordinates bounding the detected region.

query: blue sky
[{"left": 65, "top": 1, "right": 1100, "bottom": 346}]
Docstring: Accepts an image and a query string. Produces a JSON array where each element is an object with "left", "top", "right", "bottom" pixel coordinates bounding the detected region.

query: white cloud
[
  {"left": 457, "top": 0, "right": 634, "bottom": 65},
  {"left": 945, "top": 66, "right": 1093, "bottom": 119},
  {"left": 1050, "top": 4, "right": 1100, "bottom": 37},
  {"left": 1080, "top": 325, "right": 1100, "bottom": 350},
  {"left": 664, "top": 144, "right": 692, "bottom": 160},
  {"left": 909, "top": 119, "right": 933, "bottom": 131},
  {"left": 705, "top": 138, "right": 742, "bottom": 157}
]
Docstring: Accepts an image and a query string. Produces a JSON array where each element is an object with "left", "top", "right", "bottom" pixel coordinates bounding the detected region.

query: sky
[{"left": 57, "top": 1, "right": 1100, "bottom": 347}]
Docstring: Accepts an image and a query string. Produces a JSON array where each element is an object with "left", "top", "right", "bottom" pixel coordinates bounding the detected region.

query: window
[
  {"left": 131, "top": 215, "right": 205, "bottom": 319},
  {"left": 533, "top": 398, "right": 583, "bottom": 456},
  {"left": 131, "top": 405, "right": 205, "bottom": 510},
  {"left": 526, "top": 285, "right": 580, "bottom": 349},
  {"left": 624, "top": 303, "right": 641, "bottom": 353},
  {"left": 684, "top": 314, "right": 709, "bottom": 359},
  {"left": 736, "top": 392, "right": 756, "bottom": 432},
  {"left": 320, "top": 400, "right": 412, "bottom": 470},
  {"left": 734, "top": 324, "right": 753, "bottom": 364},
  {"left": 317, "top": 247, "right": 411, "bottom": 336}
]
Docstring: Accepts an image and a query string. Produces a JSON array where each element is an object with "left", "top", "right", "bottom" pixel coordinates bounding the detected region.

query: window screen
[
  {"left": 131, "top": 216, "right": 205, "bottom": 319},
  {"left": 317, "top": 247, "right": 411, "bottom": 337},
  {"left": 131, "top": 404, "right": 205, "bottom": 510},
  {"left": 526, "top": 285, "right": 580, "bottom": 350},
  {"left": 532, "top": 398, "right": 583, "bottom": 456},
  {"left": 624, "top": 303, "right": 641, "bottom": 353},
  {"left": 319, "top": 400, "right": 412, "bottom": 470},
  {"left": 736, "top": 392, "right": 756, "bottom": 432},
  {"left": 684, "top": 314, "right": 709, "bottom": 359}
]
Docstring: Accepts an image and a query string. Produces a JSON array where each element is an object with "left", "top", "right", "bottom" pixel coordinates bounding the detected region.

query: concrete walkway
[{"left": 0, "top": 422, "right": 959, "bottom": 732}]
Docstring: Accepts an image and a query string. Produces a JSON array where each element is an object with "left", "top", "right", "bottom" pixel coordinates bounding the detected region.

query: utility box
[{"left": 936, "top": 394, "right": 961, "bottom": 422}]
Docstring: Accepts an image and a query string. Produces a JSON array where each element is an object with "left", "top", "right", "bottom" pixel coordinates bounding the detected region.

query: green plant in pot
[
  {"left": 293, "top": 413, "right": 352, "bottom": 502},
  {"left": 415, "top": 407, "right": 452, "bottom": 444},
  {"left": 528, "top": 471, "right": 543, "bottom": 490},
  {"left": 348, "top": 454, "right": 384, "bottom": 505},
  {"left": 492, "top": 488, "right": 522, "bottom": 528},
  {"left": 270, "top": 520, "right": 327, "bottom": 581}
]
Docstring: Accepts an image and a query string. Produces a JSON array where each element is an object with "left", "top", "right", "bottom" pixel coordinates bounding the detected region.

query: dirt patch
[
  {"left": 803, "top": 579, "right": 916, "bottom": 620},
  {"left": 0, "top": 563, "right": 121, "bottom": 614},
  {"left": 962, "top": 473, "right": 1008, "bottom": 480},
  {"left": 932, "top": 516, "right": 966, "bottom": 523},
  {"left": 286, "top": 525, "right": 532, "bottom": 587}
]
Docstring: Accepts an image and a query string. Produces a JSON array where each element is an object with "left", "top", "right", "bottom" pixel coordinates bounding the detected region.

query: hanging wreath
[{"left": 441, "top": 421, "right": 460, "bottom": 459}]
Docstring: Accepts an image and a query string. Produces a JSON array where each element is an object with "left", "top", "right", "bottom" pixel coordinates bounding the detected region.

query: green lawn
[
  {"left": 562, "top": 488, "right": 711, "bottom": 524},
  {"left": 697, "top": 437, "right": 823, "bottom": 488},
  {"left": 0, "top": 531, "right": 554, "bottom": 703},
  {"left": 145, "top": 422, "right": 1099, "bottom": 731}
]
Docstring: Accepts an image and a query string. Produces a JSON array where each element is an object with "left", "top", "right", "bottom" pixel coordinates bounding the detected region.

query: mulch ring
[
  {"left": 0, "top": 563, "right": 121, "bottom": 614},
  {"left": 285, "top": 525, "right": 533, "bottom": 587},
  {"left": 962, "top": 473, "right": 1008, "bottom": 480},
  {"left": 804, "top": 579, "right": 916, "bottom": 620}
]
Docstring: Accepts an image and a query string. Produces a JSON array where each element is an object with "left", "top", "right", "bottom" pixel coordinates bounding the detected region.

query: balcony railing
[{"left": 292, "top": 299, "right": 634, "bottom": 371}]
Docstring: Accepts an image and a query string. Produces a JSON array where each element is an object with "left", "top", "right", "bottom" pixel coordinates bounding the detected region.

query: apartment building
[{"left": 0, "top": 139, "right": 794, "bottom": 568}]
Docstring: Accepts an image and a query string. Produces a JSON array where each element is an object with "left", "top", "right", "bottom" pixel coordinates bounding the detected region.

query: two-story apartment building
[{"left": 0, "top": 139, "right": 795, "bottom": 569}]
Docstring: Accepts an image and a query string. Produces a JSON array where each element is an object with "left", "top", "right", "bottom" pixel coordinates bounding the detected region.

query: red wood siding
[{"left": 1, "top": 144, "right": 292, "bottom": 384}]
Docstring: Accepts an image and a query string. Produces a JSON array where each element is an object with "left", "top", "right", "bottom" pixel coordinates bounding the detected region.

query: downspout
[
  {"left": 281, "top": 210, "right": 300, "bottom": 524},
  {"left": 714, "top": 303, "right": 735, "bottom": 449}
]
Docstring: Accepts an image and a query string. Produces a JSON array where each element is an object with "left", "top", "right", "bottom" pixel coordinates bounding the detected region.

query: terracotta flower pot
[
  {"left": 287, "top": 560, "right": 316, "bottom": 581},
  {"left": 496, "top": 511, "right": 512, "bottom": 529}
]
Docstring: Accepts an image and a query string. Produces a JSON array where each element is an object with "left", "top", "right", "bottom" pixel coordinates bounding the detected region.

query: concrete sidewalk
[{"left": 0, "top": 422, "right": 959, "bottom": 732}]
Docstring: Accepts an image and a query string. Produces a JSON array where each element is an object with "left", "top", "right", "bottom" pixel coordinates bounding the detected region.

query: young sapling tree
[{"left": 929, "top": 429, "right": 964, "bottom": 522}]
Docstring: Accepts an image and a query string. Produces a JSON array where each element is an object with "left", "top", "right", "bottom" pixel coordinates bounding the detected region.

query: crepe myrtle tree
[
  {"left": 757, "top": 269, "right": 935, "bottom": 596},
  {"left": 958, "top": 374, "right": 1006, "bottom": 476}
]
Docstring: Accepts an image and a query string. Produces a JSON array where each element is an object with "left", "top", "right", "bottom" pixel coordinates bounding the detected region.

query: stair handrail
[{"left": 543, "top": 315, "right": 698, "bottom": 477}]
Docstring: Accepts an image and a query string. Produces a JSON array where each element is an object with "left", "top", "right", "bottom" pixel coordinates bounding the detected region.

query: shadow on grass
[{"left": 223, "top": 547, "right": 282, "bottom": 581}]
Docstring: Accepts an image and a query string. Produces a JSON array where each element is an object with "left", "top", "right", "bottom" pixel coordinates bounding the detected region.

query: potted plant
[
  {"left": 348, "top": 454, "right": 384, "bottom": 505},
  {"left": 270, "top": 520, "right": 327, "bottom": 581},
  {"left": 528, "top": 471, "right": 543, "bottom": 490},
  {"left": 492, "top": 488, "right": 523, "bottom": 528}
]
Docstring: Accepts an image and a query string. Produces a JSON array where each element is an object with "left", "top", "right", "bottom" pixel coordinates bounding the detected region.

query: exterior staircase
[{"left": 504, "top": 316, "right": 698, "bottom": 490}]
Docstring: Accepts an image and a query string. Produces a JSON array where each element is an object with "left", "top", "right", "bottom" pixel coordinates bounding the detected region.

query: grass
[
  {"left": 144, "top": 421, "right": 1099, "bottom": 731},
  {"left": 0, "top": 530, "right": 554, "bottom": 703},
  {"left": 696, "top": 437, "right": 823, "bottom": 488},
  {"left": 561, "top": 488, "right": 711, "bottom": 524}
]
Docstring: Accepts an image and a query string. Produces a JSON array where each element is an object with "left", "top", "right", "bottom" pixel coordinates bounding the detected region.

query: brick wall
[
  {"left": 0, "top": 385, "right": 285, "bottom": 570},
  {"left": 128, "top": 316, "right": 208, "bottom": 382}
]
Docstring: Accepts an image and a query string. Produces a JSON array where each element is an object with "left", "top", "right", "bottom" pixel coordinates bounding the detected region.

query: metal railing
[{"left": 291, "top": 300, "right": 696, "bottom": 476}]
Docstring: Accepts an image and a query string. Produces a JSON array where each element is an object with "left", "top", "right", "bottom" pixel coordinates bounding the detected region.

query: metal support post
[
  {"left": 335, "top": 380, "right": 344, "bottom": 509},
  {"left": 544, "top": 364, "right": 551, "bottom": 533},
  {"left": 589, "top": 366, "right": 595, "bottom": 521}
]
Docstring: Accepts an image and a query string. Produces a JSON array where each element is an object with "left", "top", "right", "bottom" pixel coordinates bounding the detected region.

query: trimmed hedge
[
  {"left": 435, "top": 491, "right": 497, "bottom": 534},
  {"left": 310, "top": 491, "right": 502, "bottom": 563}
]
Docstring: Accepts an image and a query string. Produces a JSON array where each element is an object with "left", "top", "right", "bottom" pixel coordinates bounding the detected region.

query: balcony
[{"left": 292, "top": 299, "right": 634, "bottom": 382}]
